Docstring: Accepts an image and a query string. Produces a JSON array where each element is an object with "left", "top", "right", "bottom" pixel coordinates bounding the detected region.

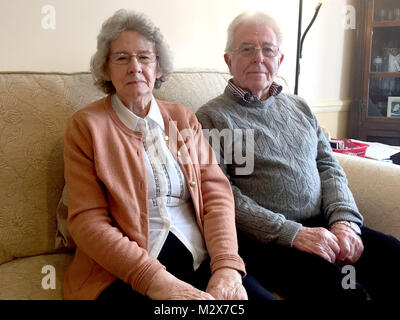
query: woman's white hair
[
  {"left": 225, "top": 11, "right": 283, "bottom": 55},
  {"left": 91, "top": 9, "right": 174, "bottom": 93}
]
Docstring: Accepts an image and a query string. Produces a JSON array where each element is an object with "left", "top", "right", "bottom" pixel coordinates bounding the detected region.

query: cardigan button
[
  {"left": 164, "top": 135, "right": 169, "bottom": 141},
  {"left": 177, "top": 151, "right": 181, "bottom": 156},
  {"left": 189, "top": 181, "right": 196, "bottom": 187}
]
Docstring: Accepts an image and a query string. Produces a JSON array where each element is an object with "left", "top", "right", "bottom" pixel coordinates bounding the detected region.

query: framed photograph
[{"left": 387, "top": 97, "right": 400, "bottom": 118}]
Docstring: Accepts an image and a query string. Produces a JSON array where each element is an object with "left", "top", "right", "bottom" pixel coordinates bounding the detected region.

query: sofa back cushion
[
  {"left": 154, "top": 69, "right": 230, "bottom": 112},
  {"left": 0, "top": 69, "right": 231, "bottom": 264},
  {"left": 0, "top": 72, "right": 104, "bottom": 264}
]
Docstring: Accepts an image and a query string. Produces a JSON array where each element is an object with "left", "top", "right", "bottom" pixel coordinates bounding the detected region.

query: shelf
[
  {"left": 373, "top": 21, "right": 400, "bottom": 28},
  {"left": 364, "top": 117, "right": 400, "bottom": 124},
  {"left": 369, "top": 72, "right": 400, "bottom": 78}
]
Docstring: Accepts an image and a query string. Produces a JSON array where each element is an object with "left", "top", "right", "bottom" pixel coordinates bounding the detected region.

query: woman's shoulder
[
  {"left": 156, "top": 98, "right": 191, "bottom": 112},
  {"left": 156, "top": 99, "right": 198, "bottom": 124},
  {"left": 65, "top": 96, "right": 113, "bottom": 137}
]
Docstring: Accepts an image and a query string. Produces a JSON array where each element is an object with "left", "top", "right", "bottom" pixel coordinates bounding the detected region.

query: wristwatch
[{"left": 331, "top": 221, "right": 362, "bottom": 235}]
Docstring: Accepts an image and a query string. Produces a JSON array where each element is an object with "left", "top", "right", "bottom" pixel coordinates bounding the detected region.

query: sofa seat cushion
[{"left": 0, "top": 253, "right": 73, "bottom": 300}]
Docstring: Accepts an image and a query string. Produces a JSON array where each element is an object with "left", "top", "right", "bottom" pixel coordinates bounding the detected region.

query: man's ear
[
  {"left": 278, "top": 52, "right": 284, "bottom": 66},
  {"left": 224, "top": 53, "right": 232, "bottom": 72},
  {"left": 156, "top": 66, "right": 163, "bottom": 80}
]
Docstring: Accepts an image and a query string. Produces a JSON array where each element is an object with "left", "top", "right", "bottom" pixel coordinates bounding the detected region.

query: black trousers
[
  {"left": 98, "top": 232, "right": 275, "bottom": 301},
  {"left": 237, "top": 219, "right": 400, "bottom": 300}
]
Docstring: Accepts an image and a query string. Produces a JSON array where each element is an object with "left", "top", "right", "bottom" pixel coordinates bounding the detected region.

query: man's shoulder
[
  {"left": 275, "top": 93, "right": 314, "bottom": 118},
  {"left": 196, "top": 92, "right": 237, "bottom": 129},
  {"left": 275, "top": 92, "right": 307, "bottom": 105},
  {"left": 197, "top": 93, "right": 230, "bottom": 114}
]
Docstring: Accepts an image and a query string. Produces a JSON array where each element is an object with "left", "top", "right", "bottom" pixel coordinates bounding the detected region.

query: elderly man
[{"left": 196, "top": 11, "right": 400, "bottom": 300}]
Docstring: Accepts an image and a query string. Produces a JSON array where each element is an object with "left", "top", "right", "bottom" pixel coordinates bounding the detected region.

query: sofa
[{"left": 0, "top": 69, "right": 399, "bottom": 300}]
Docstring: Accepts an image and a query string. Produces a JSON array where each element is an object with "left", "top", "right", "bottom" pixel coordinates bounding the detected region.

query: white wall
[
  {"left": 0, "top": 0, "right": 356, "bottom": 111},
  {"left": 299, "top": 0, "right": 357, "bottom": 102}
]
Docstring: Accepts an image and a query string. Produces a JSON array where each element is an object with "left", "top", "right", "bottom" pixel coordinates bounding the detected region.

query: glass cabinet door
[
  {"left": 367, "top": 0, "right": 400, "bottom": 118},
  {"left": 368, "top": 77, "right": 400, "bottom": 117}
]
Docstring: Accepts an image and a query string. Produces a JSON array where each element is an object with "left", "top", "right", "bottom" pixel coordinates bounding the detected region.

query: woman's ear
[{"left": 103, "top": 63, "right": 111, "bottom": 81}]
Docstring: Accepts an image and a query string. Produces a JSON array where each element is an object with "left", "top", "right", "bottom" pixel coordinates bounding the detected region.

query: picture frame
[{"left": 387, "top": 97, "right": 400, "bottom": 118}]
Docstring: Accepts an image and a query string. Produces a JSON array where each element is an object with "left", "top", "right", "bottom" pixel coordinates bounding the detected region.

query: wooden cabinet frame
[{"left": 350, "top": 0, "right": 400, "bottom": 145}]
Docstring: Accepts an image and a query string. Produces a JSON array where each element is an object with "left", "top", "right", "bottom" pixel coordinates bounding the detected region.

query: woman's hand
[
  {"left": 146, "top": 269, "right": 215, "bottom": 300},
  {"left": 206, "top": 268, "right": 248, "bottom": 300},
  {"left": 293, "top": 226, "right": 340, "bottom": 263}
]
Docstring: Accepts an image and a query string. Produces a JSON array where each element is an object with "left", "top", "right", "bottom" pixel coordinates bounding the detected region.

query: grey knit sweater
[{"left": 196, "top": 87, "right": 363, "bottom": 247}]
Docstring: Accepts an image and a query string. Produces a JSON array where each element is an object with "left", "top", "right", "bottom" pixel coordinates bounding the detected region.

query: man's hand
[
  {"left": 146, "top": 269, "right": 215, "bottom": 300},
  {"left": 330, "top": 223, "right": 364, "bottom": 265},
  {"left": 206, "top": 268, "right": 248, "bottom": 300},
  {"left": 293, "top": 227, "right": 340, "bottom": 263}
]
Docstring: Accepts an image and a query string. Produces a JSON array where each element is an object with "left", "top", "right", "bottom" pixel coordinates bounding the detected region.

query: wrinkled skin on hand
[
  {"left": 330, "top": 224, "right": 364, "bottom": 265},
  {"left": 293, "top": 226, "right": 340, "bottom": 263},
  {"left": 293, "top": 225, "right": 364, "bottom": 265},
  {"left": 146, "top": 268, "right": 215, "bottom": 300},
  {"left": 206, "top": 268, "right": 248, "bottom": 300}
]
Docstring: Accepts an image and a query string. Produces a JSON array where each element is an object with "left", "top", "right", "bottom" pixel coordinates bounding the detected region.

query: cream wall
[{"left": 0, "top": 0, "right": 356, "bottom": 137}]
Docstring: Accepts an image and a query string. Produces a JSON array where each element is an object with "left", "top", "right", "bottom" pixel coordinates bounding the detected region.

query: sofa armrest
[{"left": 334, "top": 153, "right": 400, "bottom": 239}]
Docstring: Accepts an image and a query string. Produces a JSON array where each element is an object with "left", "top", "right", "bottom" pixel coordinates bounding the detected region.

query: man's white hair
[{"left": 225, "top": 11, "right": 283, "bottom": 55}]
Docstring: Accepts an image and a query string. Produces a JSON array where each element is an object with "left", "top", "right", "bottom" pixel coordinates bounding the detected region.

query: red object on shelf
[{"left": 331, "top": 139, "right": 369, "bottom": 157}]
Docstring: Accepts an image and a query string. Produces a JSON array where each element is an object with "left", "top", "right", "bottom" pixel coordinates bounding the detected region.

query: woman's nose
[{"left": 127, "top": 55, "right": 142, "bottom": 73}]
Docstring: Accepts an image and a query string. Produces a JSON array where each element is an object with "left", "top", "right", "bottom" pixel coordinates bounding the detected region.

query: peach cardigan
[{"left": 63, "top": 96, "right": 245, "bottom": 299}]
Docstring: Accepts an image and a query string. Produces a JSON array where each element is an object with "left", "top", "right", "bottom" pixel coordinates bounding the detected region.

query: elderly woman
[{"left": 63, "top": 9, "right": 273, "bottom": 301}]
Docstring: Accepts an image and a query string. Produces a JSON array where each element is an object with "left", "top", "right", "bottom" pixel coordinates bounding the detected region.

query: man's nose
[{"left": 252, "top": 48, "right": 264, "bottom": 63}]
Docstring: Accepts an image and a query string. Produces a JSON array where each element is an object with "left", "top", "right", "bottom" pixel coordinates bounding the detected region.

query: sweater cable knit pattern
[{"left": 196, "top": 87, "right": 363, "bottom": 247}]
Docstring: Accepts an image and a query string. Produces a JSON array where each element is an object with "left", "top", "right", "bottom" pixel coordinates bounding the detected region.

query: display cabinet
[{"left": 351, "top": 0, "right": 400, "bottom": 145}]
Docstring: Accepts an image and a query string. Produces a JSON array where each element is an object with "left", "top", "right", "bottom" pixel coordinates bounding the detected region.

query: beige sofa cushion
[{"left": 0, "top": 253, "right": 73, "bottom": 299}]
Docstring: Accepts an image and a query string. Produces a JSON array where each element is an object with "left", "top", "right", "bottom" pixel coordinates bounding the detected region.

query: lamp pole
[
  {"left": 294, "top": 0, "right": 303, "bottom": 95},
  {"left": 294, "top": 0, "right": 323, "bottom": 95}
]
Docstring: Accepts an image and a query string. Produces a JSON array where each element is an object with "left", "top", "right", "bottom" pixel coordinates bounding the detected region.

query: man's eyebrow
[{"left": 239, "top": 41, "right": 278, "bottom": 47}]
